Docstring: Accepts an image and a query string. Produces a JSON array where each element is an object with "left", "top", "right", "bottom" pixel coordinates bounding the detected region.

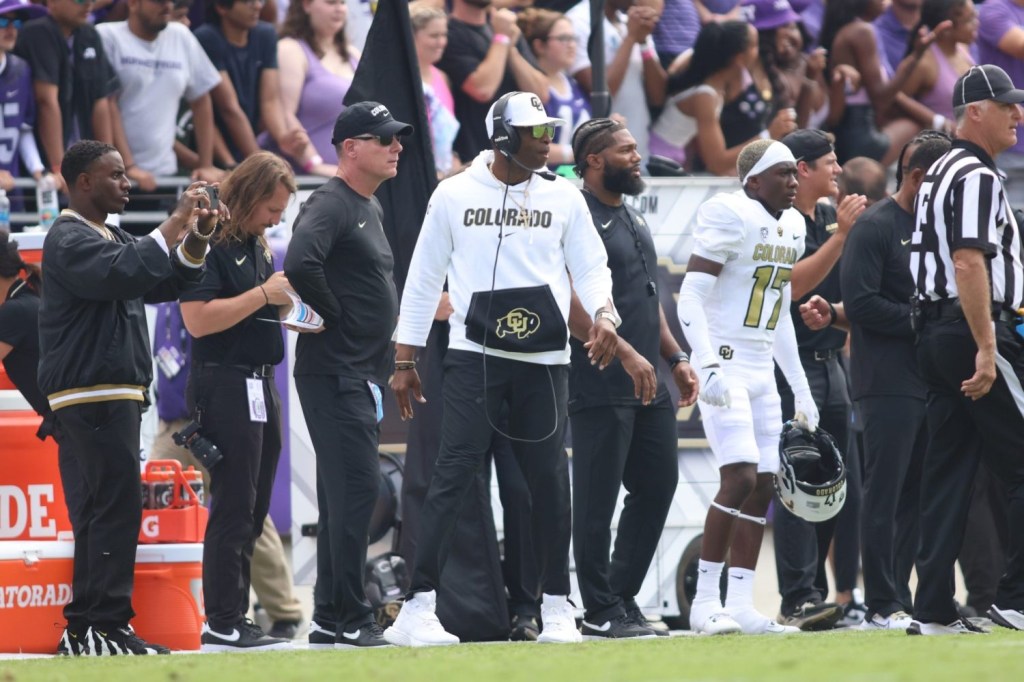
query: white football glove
[
  {"left": 698, "top": 364, "right": 731, "bottom": 408},
  {"left": 793, "top": 389, "right": 820, "bottom": 432}
]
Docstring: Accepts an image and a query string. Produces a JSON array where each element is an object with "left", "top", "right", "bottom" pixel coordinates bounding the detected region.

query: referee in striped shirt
[{"left": 909, "top": 64, "right": 1024, "bottom": 635}]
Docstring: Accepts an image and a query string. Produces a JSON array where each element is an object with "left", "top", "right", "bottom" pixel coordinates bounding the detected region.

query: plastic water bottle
[
  {"left": 0, "top": 189, "right": 9, "bottom": 232},
  {"left": 37, "top": 174, "right": 59, "bottom": 230}
]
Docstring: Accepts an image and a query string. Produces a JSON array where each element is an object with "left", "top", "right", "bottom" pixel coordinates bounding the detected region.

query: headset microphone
[{"left": 502, "top": 150, "right": 557, "bottom": 181}]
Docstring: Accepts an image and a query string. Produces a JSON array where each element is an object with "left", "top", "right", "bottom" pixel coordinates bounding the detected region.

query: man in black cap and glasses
[
  {"left": 908, "top": 64, "right": 1024, "bottom": 635},
  {"left": 284, "top": 101, "right": 413, "bottom": 649}
]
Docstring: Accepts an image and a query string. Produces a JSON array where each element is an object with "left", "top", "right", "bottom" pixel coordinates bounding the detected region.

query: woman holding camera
[{"left": 179, "top": 152, "right": 299, "bottom": 652}]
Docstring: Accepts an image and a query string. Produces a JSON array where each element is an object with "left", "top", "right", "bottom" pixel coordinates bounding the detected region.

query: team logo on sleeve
[
  {"left": 719, "top": 345, "right": 734, "bottom": 360},
  {"left": 496, "top": 308, "right": 541, "bottom": 340}
]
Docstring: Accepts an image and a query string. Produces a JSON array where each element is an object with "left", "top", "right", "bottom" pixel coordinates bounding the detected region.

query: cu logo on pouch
[{"left": 496, "top": 308, "right": 541, "bottom": 340}]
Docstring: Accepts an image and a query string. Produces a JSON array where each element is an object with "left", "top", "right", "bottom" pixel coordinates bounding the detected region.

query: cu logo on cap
[{"left": 530, "top": 96, "right": 543, "bottom": 111}]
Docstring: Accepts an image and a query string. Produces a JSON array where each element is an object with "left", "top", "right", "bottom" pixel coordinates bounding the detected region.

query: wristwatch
[{"left": 595, "top": 307, "right": 622, "bottom": 329}]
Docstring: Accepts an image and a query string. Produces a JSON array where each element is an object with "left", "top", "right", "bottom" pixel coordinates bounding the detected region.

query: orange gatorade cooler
[
  {"left": 0, "top": 410, "right": 72, "bottom": 541},
  {"left": 0, "top": 542, "right": 204, "bottom": 653}
]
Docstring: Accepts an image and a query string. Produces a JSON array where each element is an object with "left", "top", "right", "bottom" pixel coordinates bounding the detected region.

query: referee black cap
[
  {"left": 954, "top": 65, "right": 1024, "bottom": 107},
  {"left": 331, "top": 102, "right": 414, "bottom": 146},
  {"left": 781, "top": 128, "right": 833, "bottom": 164}
]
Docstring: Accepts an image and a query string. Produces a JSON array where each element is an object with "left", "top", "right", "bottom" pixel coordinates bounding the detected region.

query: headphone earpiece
[{"left": 490, "top": 92, "right": 521, "bottom": 156}]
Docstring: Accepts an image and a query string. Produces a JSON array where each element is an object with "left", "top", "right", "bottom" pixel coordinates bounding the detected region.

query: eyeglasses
[
  {"left": 546, "top": 35, "right": 577, "bottom": 44},
  {"left": 0, "top": 16, "right": 23, "bottom": 28},
  {"left": 352, "top": 133, "right": 402, "bottom": 146},
  {"left": 522, "top": 124, "right": 556, "bottom": 140}
]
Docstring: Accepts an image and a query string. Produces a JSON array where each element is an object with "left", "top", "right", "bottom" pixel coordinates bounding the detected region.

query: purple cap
[{"left": 742, "top": 0, "right": 801, "bottom": 31}]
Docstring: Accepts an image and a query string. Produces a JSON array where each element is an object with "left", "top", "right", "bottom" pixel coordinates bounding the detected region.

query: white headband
[{"left": 742, "top": 141, "right": 797, "bottom": 186}]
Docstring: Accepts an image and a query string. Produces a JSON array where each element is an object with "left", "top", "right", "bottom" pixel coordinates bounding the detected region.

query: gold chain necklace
[{"left": 488, "top": 163, "right": 534, "bottom": 226}]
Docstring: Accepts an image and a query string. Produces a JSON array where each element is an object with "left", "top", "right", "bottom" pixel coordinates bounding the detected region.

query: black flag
[{"left": 344, "top": 0, "right": 438, "bottom": 295}]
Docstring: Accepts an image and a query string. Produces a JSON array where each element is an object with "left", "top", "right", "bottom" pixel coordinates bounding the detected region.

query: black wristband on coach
[{"left": 668, "top": 351, "right": 689, "bottom": 368}]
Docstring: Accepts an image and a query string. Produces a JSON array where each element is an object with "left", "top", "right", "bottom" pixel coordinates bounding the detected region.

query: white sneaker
[
  {"left": 689, "top": 599, "right": 741, "bottom": 635},
  {"left": 537, "top": 594, "right": 582, "bottom": 644},
  {"left": 861, "top": 610, "right": 913, "bottom": 631},
  {"left": 906, "top": 617, "right": 987, "bottom": 635},
  {"left": 988, "top": 605, "right": 1024, "bottom": 631},
  {"left": 727, "top": 607, "right": 800, "bottom": 635},
  {"left": 383, "top": 591, "right": 460, "bottom": 647}
]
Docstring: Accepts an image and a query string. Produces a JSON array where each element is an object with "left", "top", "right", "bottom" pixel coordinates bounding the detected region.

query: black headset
[{"left": 490, "top": 92, "right": 521, "bottom": 156}]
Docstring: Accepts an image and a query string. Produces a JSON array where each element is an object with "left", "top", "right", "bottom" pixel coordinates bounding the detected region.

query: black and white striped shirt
[{"left": 911, "top": 140, "right": 1024, "bottom": 311}]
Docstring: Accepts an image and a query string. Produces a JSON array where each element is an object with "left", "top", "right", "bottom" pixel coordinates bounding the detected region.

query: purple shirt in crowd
[{"left": 977, "top": 0, "right": 1024, "bottom": 154}]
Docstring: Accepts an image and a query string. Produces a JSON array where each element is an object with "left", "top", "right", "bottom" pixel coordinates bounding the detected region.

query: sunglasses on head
[
  {"left": 0, "top": 16, "right": 24, "bottom": 28},
  {"left": 352, "top": 133, "right": 401, "bottom": 146},
  {"left": 523, "top": 124, "right": 555, "bottom": 140}
]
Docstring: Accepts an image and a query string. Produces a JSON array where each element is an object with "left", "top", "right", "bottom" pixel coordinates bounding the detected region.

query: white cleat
[
  {"left": 727, "top": 607, "right": 800, "bottom": 635},
  {"left": 861, "top": 610, "right": 913, "bottom": 631},
  {"left": 689, "top": 599, "right": 741, "bottom": 635},
  {"left": 383, "top": 591, "right": 460, "bottom": 647},
  {"left": 537, "top": 594, "right": 582, "bottom": 644}
]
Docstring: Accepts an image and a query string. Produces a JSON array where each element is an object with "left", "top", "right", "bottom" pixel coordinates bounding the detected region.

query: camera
[
  {"left": 204, "top": 186, "right": 219, "bottom": 211},
  {"left": 172, "top": 420, "right": 223, "bottom": 469}
]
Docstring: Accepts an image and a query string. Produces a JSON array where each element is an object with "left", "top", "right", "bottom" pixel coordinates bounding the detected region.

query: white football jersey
[{"left": 689, "top": 190, "right": 806, "bottom": 354}]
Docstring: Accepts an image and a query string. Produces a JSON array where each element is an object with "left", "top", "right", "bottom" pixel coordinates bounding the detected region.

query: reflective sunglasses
[
  {"left": 0, "top": 17, "right": 23, "bottom": 28},
  {"left": 524, "top": 124, "right": 555, "bottom": 140},
  {"left": 352, "top": 133, "right": 402, "bottom": 146}
]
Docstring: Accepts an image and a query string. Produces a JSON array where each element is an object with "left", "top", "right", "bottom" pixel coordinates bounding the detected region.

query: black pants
[
  {"left": 295, "top": 374, "right": 381, "bottom": 630},
  {"left": 859, "top": 395, "right": 925, "bottom": 617},
  {"left": 960, "top": 464, "right": 1009, "bottom": 614},
  {"left": 832, "top": 420, "right": 862, "bottom": 594},
  {"left": 915, "top": 318, "right": 1024, "bottom": 622},
  {"left": 570, "top": 397, "right": 678, "bottom": 622},
  {"left": 410, "top": 350, "right": 571, "bottom": 597},
  {"left": 491, "top": 439, "right": 542, "bottom": 620},
  {"left": 189, "top": 366, "right": 282, "bottom": 629},
  {"left": 55, "top": 400, "right": 144, "bottom": 628},
  {"left": 775, "top": 355, "right": 850, "bottom": 612}
]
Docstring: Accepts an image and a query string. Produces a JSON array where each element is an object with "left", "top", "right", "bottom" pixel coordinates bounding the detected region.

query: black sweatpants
[
  {"left": 859, "top": 395, "right": 925, "bottom": 617},
  {"left": 190, "top": 366, "right": 282, "bottom": 629},
  {"left": 775, "top": 355, "right": 850, "bottom": 612},
  {"left": 915, "top": 318, "right": 1024, "bottom": 623},
  {"left": 295, "top": 374, "right": 381, "bottom": 630},
  {"left": 569, "top": 397, "right": 678, "bottom": 622},
  {"left": 960, "top": 465, "right": 1009, "bottom": 614},
  {"left": 410, "top": 350, "right": 571, "bottom": 597},
  {"left": 55, "top": 400, "right": 144, "bottom": 629}
]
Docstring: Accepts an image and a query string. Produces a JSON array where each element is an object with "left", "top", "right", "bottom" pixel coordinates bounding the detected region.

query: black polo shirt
[
  {"left": 0, "top": 280, "right": 50, "bottom": 416},
  {"left": 284, "top": 177, "right": 399, "bottom": 387},
  {"left": 180, "top": 233, "right": 284, "bottom": 367},
  {"left": 792, "top": 202, "right": 847, "bottom": 351},
  {"left": 569, "top": 191, "right": 668, "bottom": 412},
  {"left": 840, "top": 197, "right": 926, "bottom": 401}
]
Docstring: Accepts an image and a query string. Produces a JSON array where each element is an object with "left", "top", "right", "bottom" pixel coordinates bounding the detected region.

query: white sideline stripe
[{"left": 995, "top": 351, "right": 1024, "bottom": 418}]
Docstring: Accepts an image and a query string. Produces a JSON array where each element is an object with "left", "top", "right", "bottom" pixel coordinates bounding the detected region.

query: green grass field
[{"left": 2, "top": 629, "right": 1021, "bottom": 682}]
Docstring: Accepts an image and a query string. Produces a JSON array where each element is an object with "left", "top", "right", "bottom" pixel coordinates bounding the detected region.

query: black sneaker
[
  {"left": 56, "top": 623, "right": 92, "bottom": 656},
  {"left": 510, "top": 614, "right": 540, "bottom": 641},
  {"left": 778, "top": 601, "right": 843, "bottom": 631},
  {"left": 307, "top": 619, "right": 336, "bottom": 649},
  {"left": 268, "top": 620, "right": 300, "bottom": 640},
  {"left": 89, "top": 625, "right": 171, "bottom": 655},
  {"left": 201, "top": 618, "right": 292, "bottom": 652},
  {"left": 335, "top": 621, "right": 390, "bottom": 648},
  {"left": 580, "top": 613, "right": 657, "bottom": 640},
  {"left": 624, "top": 605, "right": 670, "bottom": 637}
]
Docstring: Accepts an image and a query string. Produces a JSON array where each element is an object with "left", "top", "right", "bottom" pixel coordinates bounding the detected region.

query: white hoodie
[{"left": 396, "top": 151, "right": 613, "bottom": 365}]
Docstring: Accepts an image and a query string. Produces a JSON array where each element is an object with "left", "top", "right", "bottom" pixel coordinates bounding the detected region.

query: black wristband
[
  {"left": 827, "top": 301, "right": 838, "bottom": 327},
  {"left": 668, "top": 351, "right": 689, "bottom": 368}
]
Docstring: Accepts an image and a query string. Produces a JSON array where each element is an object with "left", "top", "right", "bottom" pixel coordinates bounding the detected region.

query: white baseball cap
[{"left": 485, "top": 92, "right": 567, "bottom": 138}]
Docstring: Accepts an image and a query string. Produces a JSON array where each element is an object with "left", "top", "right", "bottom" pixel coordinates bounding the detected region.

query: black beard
[{"left": 602, "top": 164, "right": 645, "bottom": 196}]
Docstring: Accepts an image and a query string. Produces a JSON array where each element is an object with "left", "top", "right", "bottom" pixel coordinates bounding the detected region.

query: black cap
[
  {"left": 331, "top": 102, "right": 414, "bottom": 146},
  {"left": 781, "top": 128, "right": 833, "bottom": 163},
  {"left": 953, "top": 65, "right": 1024, "bottom": 107}
]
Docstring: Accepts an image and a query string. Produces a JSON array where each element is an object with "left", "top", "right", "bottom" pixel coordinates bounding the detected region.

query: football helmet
[{"left": 775, "top": 420, "right": 846, "bottom": 522}]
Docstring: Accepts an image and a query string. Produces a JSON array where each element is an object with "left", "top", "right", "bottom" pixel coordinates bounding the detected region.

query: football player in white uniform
[{"left": 677, "top": 139, "right": 819, "bottom": 635}]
